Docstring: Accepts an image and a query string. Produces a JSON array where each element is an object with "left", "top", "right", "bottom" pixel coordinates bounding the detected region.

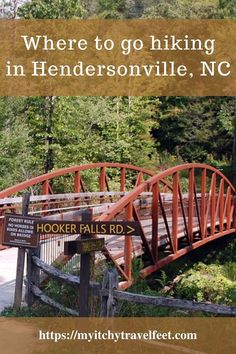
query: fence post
[
  {"left": 26, "top": 246, "right": 40, "bottom": 307},
  {"left": 100, "top": 268, "right": 118, "bottom": 317}
]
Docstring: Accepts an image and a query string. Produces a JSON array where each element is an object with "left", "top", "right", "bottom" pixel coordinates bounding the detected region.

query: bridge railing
[
  {"left": 98, "top": 163, "right": 236, "bottom": 289},
  {"left": 0, "top": 163, "right": 170, "bottom": 251}
]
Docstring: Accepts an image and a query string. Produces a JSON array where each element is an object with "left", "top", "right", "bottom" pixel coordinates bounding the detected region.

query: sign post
[
  {"left": 3, "top": 210, "right": 140, "bottom": 314},
  {"left": 79, "top": 209, "right": 92, "bottom": 317},
  {"left": 64, "top": 210, "right": 104, "bottom": 317},
  {"left": 13, "top": 192, "right": 30, "bottom": 308},
  {"left": 37, "top": 216, "right": 139, "bottom": 316}
]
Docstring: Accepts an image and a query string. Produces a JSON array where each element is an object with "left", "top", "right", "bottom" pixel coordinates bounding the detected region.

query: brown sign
[
  {"left": 3, "top": 214, "right": 39, "bottom": 248},
  {"left": 1, "top": 20, "right": 236, "bottom": 96},
  {"left": 64, "top": 238, "right": 105, "bottom": 255},
  {"left": 36, "top": 220, "right": 141, "bottom": 236}
]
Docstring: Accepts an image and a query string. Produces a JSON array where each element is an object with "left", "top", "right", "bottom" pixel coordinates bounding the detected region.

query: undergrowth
[
  {"left": 117, "top": 236, "right": 236, "bottom": 316},
  {"left": 2, "top": 236, "right": 236, "bottom": 317}
]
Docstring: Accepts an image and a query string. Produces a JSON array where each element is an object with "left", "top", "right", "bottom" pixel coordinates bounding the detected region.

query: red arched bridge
[{"left": 0, "top": 163, "right": 235, "bottom": 289}]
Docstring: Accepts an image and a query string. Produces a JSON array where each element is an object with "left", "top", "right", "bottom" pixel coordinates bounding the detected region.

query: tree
[
  {"left": 22, "top": 97, "right": 56, "bottom": 173},
  {"left": 142, "top": 0, "right": 236, "bottom": 181},
  {"left": 96, "top": 0, "right": 126, "bottom": 18},
  {"left": 219, "top": 0, "right": 236, "bottom": 18},
  {"left": 0, "top": 97, "right": 36, "bottom": 187},
  {"left": 17, "top": 0, "right": 86, "bottom": 173},
  {"left": 233, "top": 99, "right": 236, "bottom": 185},
  {"left": 18, "top": 0, "right": 85, "bottom": 19},
  {"left": 152, "top": 97, "right": 233, "bottom": 163},
  {"left": 143, "top": 0, "right": 220, "bottom": 19},
  {"left": 124, "top": 0, "right": 145, "bottom": 18}
]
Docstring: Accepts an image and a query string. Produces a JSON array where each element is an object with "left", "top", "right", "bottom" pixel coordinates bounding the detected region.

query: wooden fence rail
[
  {"left": 100, "top": 269, "right": 236, "bottom": 317},
  {"left": 26, "top": 253, "right": 100, "bottom": 316},
  {"left": 31, "top": 284, "right": 79, "bottom": 316},
  {"left": 31, "top": 255, "right": 100, "bottom": 292},
  {"left": 26, "top": 257, "right": 236, "bottom": 317}
]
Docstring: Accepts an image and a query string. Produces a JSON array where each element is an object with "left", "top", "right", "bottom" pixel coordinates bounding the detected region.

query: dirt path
[{"left": 0, "top": 248, "right": 26, "bottom": 313}]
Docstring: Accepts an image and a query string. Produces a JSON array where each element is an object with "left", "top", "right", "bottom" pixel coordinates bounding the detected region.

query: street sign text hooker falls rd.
[{"left": 36, "top": 220, "right": 141, "bottom": 236}]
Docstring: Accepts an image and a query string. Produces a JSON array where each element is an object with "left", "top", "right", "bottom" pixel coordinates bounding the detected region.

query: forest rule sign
[{"left": 3, "top": 214, "right": 39, "bottom": 248}]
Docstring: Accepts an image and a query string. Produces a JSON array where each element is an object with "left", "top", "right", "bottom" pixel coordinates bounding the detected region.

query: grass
[{"left": 1, "top": 303, "right": 61, "bottom": 317}]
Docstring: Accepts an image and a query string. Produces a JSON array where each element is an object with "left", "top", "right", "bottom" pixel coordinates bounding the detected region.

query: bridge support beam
[
  {"left": 211, "top": 173, "right": 216, "bottom": 236},
  {"left": 201, "top": 168, "right": 206, "bottom": 238},
  {"left": 189, "top": 168, "right": 194, "bottom": 244},
  {"left": 234, "top": 195, "right": 236, "bottom": 230},
  {"left": 172, "top": 172, "right": 179, "bottom": 252},
  {"left": 151, "top": 183, "right": 159, "bottom": 262}
]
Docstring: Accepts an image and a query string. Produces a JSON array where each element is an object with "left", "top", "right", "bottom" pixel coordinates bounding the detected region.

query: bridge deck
[
  {"left": 14, "top": 189, "right": 231, "bottom": 269},
  {"left": 107, "top": 218, "right": 230, "bottom": 265}
]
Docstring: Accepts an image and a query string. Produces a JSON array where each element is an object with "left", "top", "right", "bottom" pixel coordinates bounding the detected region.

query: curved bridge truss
[
  {"left": 0, "top": 163, "right": 235, "bottom": 289},
  {"left": 0, "top": 163, "right": 162, "bottom": 247},
  {"left": 98, "top": 164, "right": 236, "bottom": 288}
]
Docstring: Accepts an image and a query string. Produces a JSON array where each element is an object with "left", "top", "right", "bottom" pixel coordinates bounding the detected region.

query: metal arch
[
  {"left": 0, "top": 162, "right": 173, "bottom": 250},
  {"left": 99, "top": 163, "right": 235, "bottom": 222},
  {"left": 146, "top": 163, "right": 235, "bottom": 192},
  {"left": 97, "top": 163, "right": 236, "bottom": 289},
  {"left": 0, "top": 163, "right": 156, "bottom": 198}
]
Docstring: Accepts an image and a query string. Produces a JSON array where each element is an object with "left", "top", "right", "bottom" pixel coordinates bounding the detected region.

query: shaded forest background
[{"left": 0, "top": 0, "right": 235, "bottom": 189}]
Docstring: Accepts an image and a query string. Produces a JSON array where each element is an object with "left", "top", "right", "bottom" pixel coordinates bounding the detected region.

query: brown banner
[
  {"left": 0, "top": 317, "right": 235, "bottom": 354},
  {"left": 0, "top": 19, "right": 235, "bottom": 96}
]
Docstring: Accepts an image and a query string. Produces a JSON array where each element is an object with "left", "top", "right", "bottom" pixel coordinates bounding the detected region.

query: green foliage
[
  {"left": 0, "top": 121, "right": 34, "bottom": 188},
  {"left": 118, "top": 266, "right": 197, "bottom": 317},
  {"left": 214, "top": 238, "right": 236, "bottom": 264},
  {"left": 218, "top": 0, "right": 236, "bottom": 18},
  {"left": 38, "top": 96, "right": 155, "bottom": 169},
  {"left": 98, "top": 0, "right": 126, "bottom": 13},
  {"left": 1, "top": 303, "right": 61, "bottom": 317},
  {"left": 174, "top": 262, "right": 236, "bottom": 305},
  {"left": 84, "top": 0, "right": 226, "bottom": 19},
  {"left": 223, "top": 263, "right": 236, "bottom": 282},
  {"left": 119, "top": 238, "right": 236, "bottom": 316},
  {"left": 131, "top": 257, "right": 143, "bottom": 281},
  {"left": 0, "top": 94, "right": 159, "bottom": 190},
  {"left": 18, "top": 0, "right": 85, "bottom": 19},
  {"left": 143, "top": 0, "right": 221, "bottom": 19},
  {"left": 155, "top": 270, "right": 168, "bottom": 288},
  {"left": 152, "top": 97, "right": 233, "bottom": 163},
  {"left": 44, "top": 279, "right": 79, "bottom": 310}
]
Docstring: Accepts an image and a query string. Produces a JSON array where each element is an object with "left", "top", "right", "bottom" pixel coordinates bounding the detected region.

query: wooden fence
[
  {"left": 100, "top": 269, "right": 236, "bottom": 317},
  {"left": 25, "top": 254, "right": 236, "bottom": 317},
  {"left": 26, "top": 250, "right": 100, "bottom": 316}
]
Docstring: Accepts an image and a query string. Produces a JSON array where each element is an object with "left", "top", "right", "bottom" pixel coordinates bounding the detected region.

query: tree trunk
[
  {"left": 44, "top": 96, "right": 54, "bottom": 173},
  {"left": 233, "top": 97, "right": 236, "bottom": 186}
]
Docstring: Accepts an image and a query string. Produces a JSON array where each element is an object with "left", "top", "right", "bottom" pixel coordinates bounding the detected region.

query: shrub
[{"left": 175, "top": 263, "right": 236, "bottom": 305}]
